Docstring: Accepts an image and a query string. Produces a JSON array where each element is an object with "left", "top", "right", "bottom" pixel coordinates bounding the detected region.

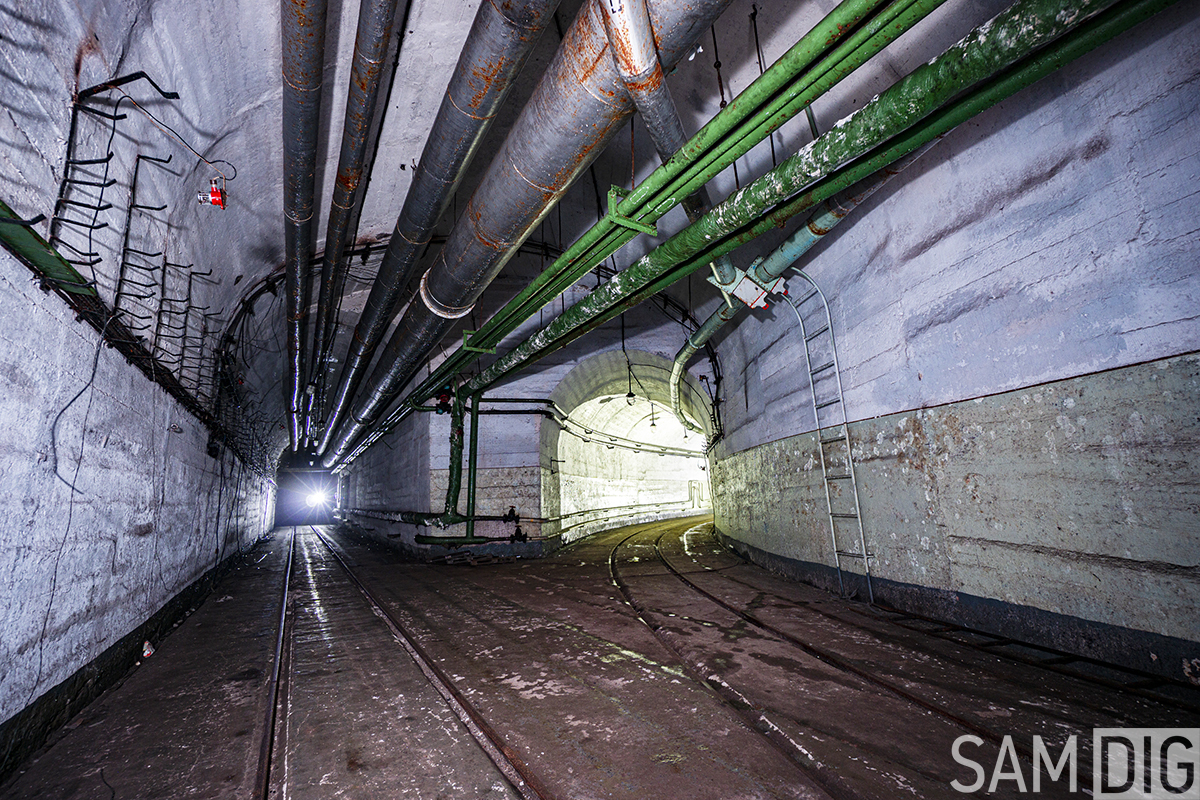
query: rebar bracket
[{"left": 607, "top": 186, "right": 656, "bottom": 236}]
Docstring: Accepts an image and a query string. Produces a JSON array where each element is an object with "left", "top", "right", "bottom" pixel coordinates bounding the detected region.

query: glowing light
[{"left": 306, "top": 491, "right": 328, "bottom": 508}]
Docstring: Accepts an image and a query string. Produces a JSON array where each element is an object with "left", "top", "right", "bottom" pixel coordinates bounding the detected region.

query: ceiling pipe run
[
  {"left": 598, "top": 0, "right": 737, "bottom": 288},
  {"left": 308, "top": 0, "right": 409, "bottom": 442},
  {"left": 323, "top": 0, "right": 736, "bottom": 467},
  {"left": 335, "top": 0, "right": 918, "bottom": 458},
  {"left": 315, "top": 0, "right": 563, "bottom": 455},
  {"left": 669, "top": 140, "right": 940, "bottom": 434},
  {"left": 281, "top": 0, "right": 328, "bottom": 451},
  {"left": 453, "top": 0, "right": 1172, "bottom": 401}
]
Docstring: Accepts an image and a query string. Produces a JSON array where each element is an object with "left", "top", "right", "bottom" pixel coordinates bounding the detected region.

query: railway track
[
  {"left": 607, "top": 518, "right": 1200, "bottom": 799},
  {"left": 252, "top": 526, "right": 552, "bottom": 800},
  {"left": 239, "top": 520, "right": 1195, "bottom": 800},
  {"left": 665, "top": 523, "right": 1200, "bottom": 716}
]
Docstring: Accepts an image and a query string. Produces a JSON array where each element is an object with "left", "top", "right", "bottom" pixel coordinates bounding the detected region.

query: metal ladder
[{"left": 784, "top": 271, "right": 874, "bottom": 603}]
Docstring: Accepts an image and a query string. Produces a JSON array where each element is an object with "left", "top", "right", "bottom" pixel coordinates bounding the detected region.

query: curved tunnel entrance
[{"left": 543, "top": 351, "right": 714, "bottom": 544}]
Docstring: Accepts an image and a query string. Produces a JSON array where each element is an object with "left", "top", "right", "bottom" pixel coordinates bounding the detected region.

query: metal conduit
[
  {"left": 309, "top": 0, "right": 408, "bottom": 442},
  {"left": 316, "top": 0, "right": 562, "bottom": 455},
  {"left": 323, "top": 0, "right": 736, "bottom": 467},
  {"left": 281, "top": 0, "right": 328, "bottom": 451},
  {"left": 669, "top": 140, "right": 939, "bottom": 433},
  {"left": 599, "top": 0, "right": 737, "bottom": 287}
]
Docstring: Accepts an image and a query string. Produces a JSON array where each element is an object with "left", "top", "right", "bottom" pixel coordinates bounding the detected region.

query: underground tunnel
[{"left": 0, "top": 0, "right": 1198, "bottom": 795}]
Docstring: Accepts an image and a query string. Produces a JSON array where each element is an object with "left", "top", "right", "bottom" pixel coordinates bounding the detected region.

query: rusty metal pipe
[
  {"left": 282, "top": 0, "right": 328, "bottom": 451},
  {"left": 309, "top": 0, "right": 408, "bottom": 442},
  {"left": 599, "top": 0, "right": 737, "bottom": 286},
  {"left": 323, "top": 0, "right": 735, "bottom": 467},
  {"left": 316, "top": 0, "right": 562, "bottom": 455}
]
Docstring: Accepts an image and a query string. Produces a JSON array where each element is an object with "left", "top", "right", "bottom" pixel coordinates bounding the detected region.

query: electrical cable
[
  {"left": 48, "top": 93, "right": 125, "bottom": 492},
  {"left": 111, "top": 88, "right": 239, "bottom": 183}
]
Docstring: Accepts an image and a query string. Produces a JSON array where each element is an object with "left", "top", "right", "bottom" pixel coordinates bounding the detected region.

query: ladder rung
[
  {"left": 814, "top": 398, "right": 841, "bottom": 410},
  {"left": 830, "top": 513, "right": 859, "bottom": 519},
  {"left": 820, "top": 433, "right": 847, "bottom": 445},
  {"left": 1038, "top": 655, "right": 1077, "bottom": 666},
  {"left": 825, "top": 474, "right": 851, "bottom": 481},
  {"left": 810, "top": 360, "right": 835, "bottom": 376},
  {"left": 835, "top": 550, "right": 873, "bottom": 559},
  {"left": 796, "top": 288, "right": 819, "bottom": 304},
  {"left": 805, "top": 324, "right": 830, "bottom": 342}
]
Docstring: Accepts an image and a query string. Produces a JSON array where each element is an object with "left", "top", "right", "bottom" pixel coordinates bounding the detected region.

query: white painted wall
[{"left": 0, "top": 249, "right": 274, "bottom": 726}]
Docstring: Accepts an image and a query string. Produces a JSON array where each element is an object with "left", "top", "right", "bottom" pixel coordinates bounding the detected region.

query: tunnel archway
[{"left": 542, "top": 351, "right": 714, "bottom": 544}]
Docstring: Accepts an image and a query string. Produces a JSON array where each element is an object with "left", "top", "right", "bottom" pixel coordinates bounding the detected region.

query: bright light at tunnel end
[{"left": 305, "top": 491, "right": 328, "bottom": 508}]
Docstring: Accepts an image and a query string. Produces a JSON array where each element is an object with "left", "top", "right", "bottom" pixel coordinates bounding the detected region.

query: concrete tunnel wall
[
  {"left": 0, "top": 248, "right": 277, "bottom": 743},
  {"left": 705, "top": 5, "right": 1200, "bottom": 683}
]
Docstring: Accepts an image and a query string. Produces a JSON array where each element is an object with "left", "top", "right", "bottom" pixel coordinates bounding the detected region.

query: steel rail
[
  {"left": 604, "top": 522, "right": 852, "bottom": 800},
  {"left": 253, "top": 529, "right": 295, "bottom": 799},
  {"left": 310, "top": 527, "right": 555, "bottom": 800}
]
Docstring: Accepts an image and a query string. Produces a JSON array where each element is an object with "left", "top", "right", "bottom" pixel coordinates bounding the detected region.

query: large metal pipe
[
  {"left": 316, "top": 0, "right": 562, "bottom": 455},
  {"left": 599, "top": 0, "right": 736, "bottom": 285},
  {"left": 281, "top": 0, "right": 328, "bottom": 451},
  {"left": 309, "top": 0, "right": 407, "bottom": 438},
  {"left": 324, "top": 0, "right": 735, "bottom": 466}
]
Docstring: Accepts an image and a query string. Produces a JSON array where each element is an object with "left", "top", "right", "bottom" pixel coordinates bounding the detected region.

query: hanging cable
[
  {"left": 111, "top": 88, "right": 239, "bottom": 184},
  {"left": 709, "top": 26, "right": 738, "bottom": 189},
  {"left": 749, "top": 5, "right": 777, "bottom": 168}
]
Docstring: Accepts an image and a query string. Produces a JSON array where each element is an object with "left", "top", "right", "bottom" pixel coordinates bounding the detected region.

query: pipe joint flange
[{"left": 420, "top": 270, "right": 475, "bottom": 319}]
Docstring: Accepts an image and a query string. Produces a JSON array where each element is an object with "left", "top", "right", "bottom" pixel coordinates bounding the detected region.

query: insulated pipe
[
  {"left": 310, "top": 0, "right": 407, "bottom": 435},
  {"left": 323, "top": 0, "right": 735, "bottom": 467},
  {"left": 669, "top": 303, "right": 738, "bottom": 434},
  {"left": 669, "top": 140, "right": 939, "bottom": 432},
  {"left": 281, "top": 0, "right": 328, "bottom": 451},
  {"left": 599, "top": 0, "right": 736, "bottom": 286},
  {"left": 459, "top": 0, "right": 1168, "bottom": 401},
  {"left": 316, "top": 0, "right": 562, "bottom": 455}
]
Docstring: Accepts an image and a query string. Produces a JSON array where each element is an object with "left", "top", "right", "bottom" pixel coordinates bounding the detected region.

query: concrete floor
[{"left": 3, "top": 518, "right": 1197, "bottom": 799}]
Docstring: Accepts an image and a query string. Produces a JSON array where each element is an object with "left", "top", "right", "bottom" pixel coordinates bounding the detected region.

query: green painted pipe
[
  {"left": 0, "top": 200, "right": 98, "bottom": 296},
  {"left": 400, "top": 393, "right": 467, "bottom": 527},
  {"left": 465, "top": 392, "right": 481, "bottom": 540},
  {"left": 462, "top": 0, "right": 1172, "bottom": 395}
]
